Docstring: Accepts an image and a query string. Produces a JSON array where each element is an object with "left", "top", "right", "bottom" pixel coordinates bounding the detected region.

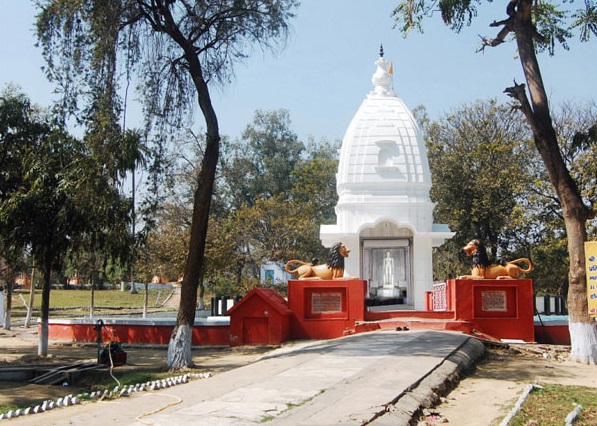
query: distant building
[{"left": 260, "top": 261, "right": 291, "bottom": 286}]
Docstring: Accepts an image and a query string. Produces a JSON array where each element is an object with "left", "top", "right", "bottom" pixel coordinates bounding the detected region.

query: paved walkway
[{"left": 8, "top": 330, "right": 485, "bottom": 426}]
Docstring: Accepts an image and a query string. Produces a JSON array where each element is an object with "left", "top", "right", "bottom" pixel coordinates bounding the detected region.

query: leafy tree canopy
[
  {"left": 142, "top": 109, "right": 339, "bottom": 297},
  {"left": 392, "top": 0, "right": 596, "bottom": 53},
  {"left": 220, "top": 109, "right": 305, "bottom": 209},
  {"left": 426, "top": 99, "right": 532, "bottom": 276},
  {"left": 0, "top": 86, "right": 132, "bottom": 353},
  {"left": 427, "top": 98, "right": 597, "bottom": 294}
]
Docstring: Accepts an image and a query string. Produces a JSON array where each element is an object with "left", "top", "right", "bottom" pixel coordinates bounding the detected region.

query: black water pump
[{"left": 93, "top": 319, "right": 127, "bottom": 365}]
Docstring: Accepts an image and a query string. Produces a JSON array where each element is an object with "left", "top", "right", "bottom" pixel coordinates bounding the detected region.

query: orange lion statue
[
  {"left": 285, "top": 242, "right": 350, "bottom": 280},
  {"left": 458, "top": 239, "right": 533, "bottom": 279}
]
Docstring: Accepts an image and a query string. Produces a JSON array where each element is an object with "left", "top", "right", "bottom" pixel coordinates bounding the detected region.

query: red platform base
[
  {"left": 447, "top": 278, "right": 535, "bottom": 342},
  {"left": 44, "top": 279, "right": 537, "bottom": 347},
  {"left": 43, "top": 317, "right": 231, "bottom": 346},
  {"left": 287, "top": 279, "right": 366, "bottom": 340},
  {"left": 535, "top": 322, "right": 571, "bottom": 345}
]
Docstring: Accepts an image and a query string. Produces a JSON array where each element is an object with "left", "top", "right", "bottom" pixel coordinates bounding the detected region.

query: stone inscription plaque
[
  {"left": 481, "top": 290, "right": 507, "bottom": 312},
  {"left": 311, "top": 292, "right": 343, "bottom": 314}
]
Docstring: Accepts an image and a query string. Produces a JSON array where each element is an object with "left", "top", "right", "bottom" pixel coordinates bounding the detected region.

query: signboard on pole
[{"left": 584, "top": 241, "right": 597, "bottom": 317}]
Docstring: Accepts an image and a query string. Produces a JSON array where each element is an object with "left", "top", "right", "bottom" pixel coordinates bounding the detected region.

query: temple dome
[
  {"left": 336, "top": 88, "right": 432, "bottom": 197},
  {"left": 333, "top": 49, "right": 434, "bottom": 233}
]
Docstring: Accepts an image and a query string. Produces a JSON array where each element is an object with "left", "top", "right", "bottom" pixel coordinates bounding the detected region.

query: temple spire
[{"left": 371, "top": 46, "right": 394, "bottom": 96}]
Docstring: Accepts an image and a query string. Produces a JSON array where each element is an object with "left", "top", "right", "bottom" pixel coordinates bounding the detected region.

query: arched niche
[{"left": 360, "top": 221, "right": 413, "bottom": 305}]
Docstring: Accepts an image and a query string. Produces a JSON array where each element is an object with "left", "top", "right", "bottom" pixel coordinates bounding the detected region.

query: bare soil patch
[
  {"left": 418, "top": 343, "right": 597, "bottom": 426},
  {"left": 0, "top": 326, "right": 271, "bottom": 411}
]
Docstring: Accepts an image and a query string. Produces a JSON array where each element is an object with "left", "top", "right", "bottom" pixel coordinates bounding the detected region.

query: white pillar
[
  {"left": 341, "top": 235, "right": 360, "bottom": 278},
  {"left": 412, "top": 235, "right": 433, "bottom": 310}
]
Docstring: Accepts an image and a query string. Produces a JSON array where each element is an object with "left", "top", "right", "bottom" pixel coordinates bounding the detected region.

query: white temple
[{"left": 320, "top": 47, "right": 454, "bottom": 310}]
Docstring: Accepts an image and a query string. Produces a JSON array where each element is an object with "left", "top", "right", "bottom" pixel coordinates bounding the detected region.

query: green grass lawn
[
  {"left": 8, "top": 288, "right": 183, "bottom": 318},
  {"left": 13, "top": 288, "right": 165, "bottom": 308}
]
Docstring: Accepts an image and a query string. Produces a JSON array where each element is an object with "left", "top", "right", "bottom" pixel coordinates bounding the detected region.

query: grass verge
[{"left": 509, "top": 384, "right": 597, "bottom": 426}]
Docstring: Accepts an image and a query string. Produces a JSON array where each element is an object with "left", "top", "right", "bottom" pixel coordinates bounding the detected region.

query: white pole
[{"left": 0, "top": 290, "right": 5, "bottom": 326}]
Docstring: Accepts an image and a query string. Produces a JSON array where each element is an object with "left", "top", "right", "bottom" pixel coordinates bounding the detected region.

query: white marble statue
[{"left": 383, "top": 251, "right": 395, "bottom": 287}]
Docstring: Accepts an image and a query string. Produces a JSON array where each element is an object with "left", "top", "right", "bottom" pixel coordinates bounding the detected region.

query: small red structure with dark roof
[{"left": 227, "top": 288, "right": 292, "bottom": 346}]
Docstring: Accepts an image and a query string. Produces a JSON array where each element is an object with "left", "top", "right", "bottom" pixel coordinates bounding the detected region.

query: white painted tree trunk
[
  {"left": 0, "top": 291, "right": 5, "bottom": 328},
  {"left": 38, "top": 319, "right": 49, "bottom": 357},
  {"left": 3, "top": 308, "right": 10, "bottom": 330},
  {"left": 569, "top": 322, "right": 597, "bottom": 364},
  {"left": 167, "top": 323, "right": 194, "bottom": 369},
  {"left": 3, "top": 283, "right": 11, "bottom": 330},
  {"left": 89, "top": 284, "right": 95, "bottom": 319},
  {"left": 143, "top": 283, "right": 148, "bottom": 318}
]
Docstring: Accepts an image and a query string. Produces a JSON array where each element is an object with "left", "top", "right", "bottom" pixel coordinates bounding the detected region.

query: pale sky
[{"left": 1, "top": 1, "right": 596, "bottom": 143}]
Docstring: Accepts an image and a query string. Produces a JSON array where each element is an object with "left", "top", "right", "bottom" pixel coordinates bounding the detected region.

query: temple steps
[
  {"left": 355, "top": 309, "right": 506, "bottom": 342},
  {"left": 356, "top": 316, "right": 474, "bottom": 335}
]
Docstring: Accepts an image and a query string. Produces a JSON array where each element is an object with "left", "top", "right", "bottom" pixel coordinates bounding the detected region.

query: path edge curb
[{"left": 368, "top": 336, "right": 486, "bottom": 425}]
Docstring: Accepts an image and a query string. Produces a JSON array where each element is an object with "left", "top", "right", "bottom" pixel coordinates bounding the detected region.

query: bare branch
[
  {"left": 504, "top": 80, "right": 540, "bottom": 137},
  {"left": 477, "top": 16, "right": 513, "bottom": 53},
  {"left": 478, "top": 0, "right": 547, "bottom": 52},
  {"left": 489, "top": 18, "right": 510, "bottom": 28},
  {"left": 531, "top": 26, "right": 549, "bottom": 44}
]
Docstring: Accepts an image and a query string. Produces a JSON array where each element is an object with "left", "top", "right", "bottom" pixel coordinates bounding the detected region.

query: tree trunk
[
  {"left": 166, "top": 27, "right": 220, "bottom": 369},
  {"left": 513, "top": 0, "right": 596, "bottom": 363},
  {"left": 3, "top": 278, "right": 12, "bottom": 330},
  {"left": 25, "top": 265, "right": 36, "bottom": 328},
  {"left": 90, "top": 274, "right": 95, "bottom": 319},
  {"left": 0, "top": 289, "right": 4, "bottom": 329},
  {"left": 167, "top": 322, "right": 194, "bottom": 368},
  {"left": 143, "top": 282, "right": 148, "bottom": 318},
  {"left": 198, "top": 283, "right": 205, "bottom": 311},
  {"left": 38, "top": 253, "right": 52, "bottom": 357}
]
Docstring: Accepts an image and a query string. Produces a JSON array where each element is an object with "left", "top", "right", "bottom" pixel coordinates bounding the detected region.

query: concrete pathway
[{"left": 8, "top": 330, "right": 485, "bottom": 426}]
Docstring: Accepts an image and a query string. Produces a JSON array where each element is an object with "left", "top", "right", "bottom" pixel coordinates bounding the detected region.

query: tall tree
[
  {"left": 149, "top": 116, "right": 339, "bottom": 301},
  {"left": 0, "top": 87, "right": 131, "bottom": 355},
  {"left": 426, "top": 99, "right": 532, "bottom": 278},
  {"left": 0, "top": 88, "right": 74, "bottom": 347},
  {"left": 393, "top": 0, "right": 597, "bottom": 363},
  {"left": 518, "top": 102, "right": 597, "bottom": 295},
  {"left": 221, "top": 109, "right": 305, "bottom": 210},
  {"left": 428, "top": 100, "right": 531, "bottom": 249},
  {"left": 36, "top": 0, "right": 298, "bottom": 368},
  {"left": 290, "top": 138, "right": 340, "bottom": 225}
]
